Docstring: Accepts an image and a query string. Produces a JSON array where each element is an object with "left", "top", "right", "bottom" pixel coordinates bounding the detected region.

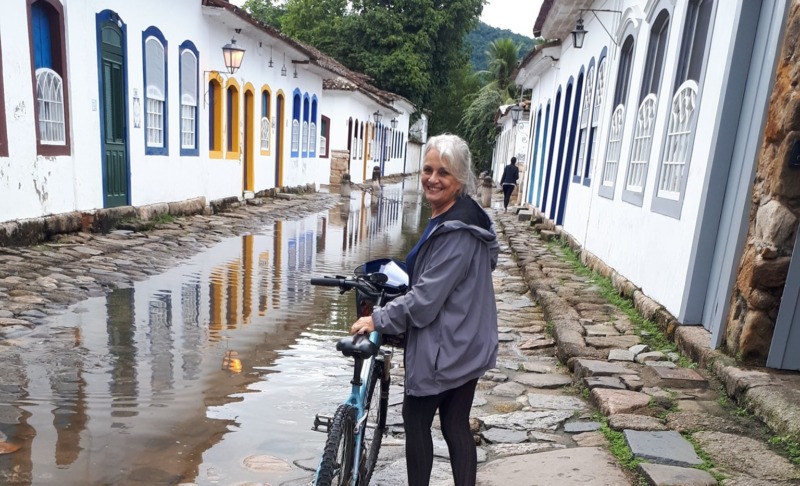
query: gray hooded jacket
[{"left": 372, "top": 195, "right": 499, "bottom": 396}]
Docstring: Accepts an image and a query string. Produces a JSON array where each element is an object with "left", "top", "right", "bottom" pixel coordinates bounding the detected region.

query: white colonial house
[
  {"left": 497, "top": 0, "right": 800, "bottom": 370},
  {"left": 0, "top": 0, "right": 416, "bottom": 226}
]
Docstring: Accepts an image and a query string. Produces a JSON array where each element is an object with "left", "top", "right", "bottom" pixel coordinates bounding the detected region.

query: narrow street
[{"left": 0, "top": 187, "right": 799, "bottom": 485}]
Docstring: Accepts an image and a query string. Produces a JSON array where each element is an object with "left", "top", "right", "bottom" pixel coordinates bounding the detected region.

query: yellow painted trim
[
  {"left": 225, "top": 77, "right": 241, "bottom": 160},
  {"left": 208, "top": 71, "right": 224, "bottom": 157},
  {"left": 243, "top": 85, "right": 255, "bottom": 192},
  {"left": 276, "top": 90, "right": 286, "bottom": 187},
  {"left": 260, "top": 84, "right": 272, "bottom": 156}
]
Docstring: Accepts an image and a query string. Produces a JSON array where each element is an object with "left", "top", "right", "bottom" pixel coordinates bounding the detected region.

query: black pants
[
  {"left": 502, "top": 184, "right": 515, "bottom": 209},
  {"left": 402, "top": 378, "right": 479, "bottom": 486}
]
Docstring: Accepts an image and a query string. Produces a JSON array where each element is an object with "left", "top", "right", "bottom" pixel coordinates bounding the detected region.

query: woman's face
[{"left": 422, "top": 148, "right": 462, "bottom": 214}]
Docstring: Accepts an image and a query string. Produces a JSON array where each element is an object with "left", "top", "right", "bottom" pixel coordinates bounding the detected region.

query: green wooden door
[{"left": 100, "top": 22, "right": 129, "bottom": 207}]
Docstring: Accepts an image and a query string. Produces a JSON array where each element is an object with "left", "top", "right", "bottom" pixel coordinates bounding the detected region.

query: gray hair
[{"left": 423, "top": 134, "right": 477, "bottom": 195}]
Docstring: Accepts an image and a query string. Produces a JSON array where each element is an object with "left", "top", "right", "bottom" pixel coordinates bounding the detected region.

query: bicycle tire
[
  {"left": 359, "top": 359, "right": 389, "bottom": 484},
  {"left": 317, "top": 404, "right": 356, "bottom": 486}
]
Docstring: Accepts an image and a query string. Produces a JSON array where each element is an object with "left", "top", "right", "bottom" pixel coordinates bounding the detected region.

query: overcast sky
[
  {"left": 229, "top": 0, "right": 543, "bottom": 39},
  {"left": 480, "top": 0, "right": 543, "bottom": 37}
]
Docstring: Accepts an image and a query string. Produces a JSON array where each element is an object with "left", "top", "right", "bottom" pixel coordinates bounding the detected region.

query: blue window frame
[
  {"left": 291, "top": 89, "right": 301, "bottom": 157},
  {"left": 310, "top": 96, "right": 318, "bottom": 157},
  {"left": 301, "top": 93, "right": 309, "bottom": 158},
  {"left": 179, "top": 40, "right": 199, "bottom": 156},
  {"left": 142, "top": 26, "right": 168, "bottom": 155}
]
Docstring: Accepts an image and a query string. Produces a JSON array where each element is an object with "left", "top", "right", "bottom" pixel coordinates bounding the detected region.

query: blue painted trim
[
  {"left": 291, "top": 90, "right": 301, "bottom": 157},
  {"left": 541, "top": 91, "right": 562, "bottom": 214},
  {"left": 179, "top": 40, "right": 199, "bottom": 157},
  {"left": 302, "top": 93, "right": 309, "bottom": 158},
  {"left": 142, "top": 26, "right": 168, "bottom": 156},
  {"left": 557, "top": 73, "right": 584, "bottom": 225},
  {"left": 96, "top": 10, "right": 131, "bottom": 207},
  {"left": 550, "top": 82, "right": 574, "bottom": 221},
  {"left": 536, "top": 103, "right": 551, "bottom": 207},
  {"left": 528, "top": 108, "right": 542, "bottom": 204},
  {"left": 310, "top": 95, "right": 318, "bottom": 157}
]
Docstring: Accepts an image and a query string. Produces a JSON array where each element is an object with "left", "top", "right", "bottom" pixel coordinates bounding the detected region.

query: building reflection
[{"left": 1, "top": 183, "right": 416, "bottom": 484}]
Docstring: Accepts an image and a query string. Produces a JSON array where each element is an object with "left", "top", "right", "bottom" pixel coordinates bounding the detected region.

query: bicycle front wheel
[
  {"left": 317, "top": 404, "right": 356, "bottom": 486},
  {"left": 359, "top": 359, "right": 389, "bottom": 484}
]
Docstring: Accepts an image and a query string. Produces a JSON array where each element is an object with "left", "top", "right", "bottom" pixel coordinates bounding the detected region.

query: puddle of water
[{"left": 0, "top": 181, "right": 430, "bottom": 485}]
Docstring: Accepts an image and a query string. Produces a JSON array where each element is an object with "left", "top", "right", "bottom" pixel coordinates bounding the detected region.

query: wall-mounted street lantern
[
  {"left": 222, "top": 29, "right": 245, "bottom": 74},
  {"left": 510, "top": 104, "right": 523, "bottom": 125},
  {"left": 373, "top": 110, "right": 383, "bottom": 125},
  {"left": 391, "top": 118, "right": 398, "bottom": 130},
  {"left": 571, "top": 9, "right": 622, "bottom": 49}
]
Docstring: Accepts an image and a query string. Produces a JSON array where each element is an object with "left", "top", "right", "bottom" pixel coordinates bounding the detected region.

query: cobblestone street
[{"left": 1, "top": 190, "right": 800, "bottom": 485}]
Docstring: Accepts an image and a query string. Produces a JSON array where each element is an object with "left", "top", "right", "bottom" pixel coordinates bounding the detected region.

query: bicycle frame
[
  {"left": 341, "top": 329, "right": 390, "bottom": 486},
  {"left": 312, "top": 277, "right": 396, "bottom": 486}
]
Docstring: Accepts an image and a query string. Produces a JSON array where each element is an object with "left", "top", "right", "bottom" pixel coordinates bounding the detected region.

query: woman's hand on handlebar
[{"left": 351, "top": 316, "right": 375, "bottom": 335}]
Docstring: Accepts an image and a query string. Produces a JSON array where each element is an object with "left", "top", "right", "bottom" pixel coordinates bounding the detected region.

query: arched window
[
  {"left": 291, "top": 91, "right": 301, "bottom": 156},
  {"left": 301, "top": 94, "right": 309, "bottom": 157},
  {"left": 29, "top": 0, "right": 70, "bottom": 155},
  {"left": 260, "top": 86, "right": 271, "bottom": 154},
  {"left": 208, "top": 74, "right": 223, "bottom": 158},
  {"left": 347, "top": 117, "right": 353, "bottom": 155},
  {"left": 625, "top": 9, "right": 671, "bottom": 204},
  {"left": 573, "top": 62, "right": 594, "bottom": 181},
  {"left": 225, "top": 78, "right": 240, "bottom": 159},
  {"left": 143, "top": 27, "right": 167, "bottom": 154},
  {"left": 310, "top": 96, "right": 318, "bottom": 157},
  {"left": 654, "top": 0, "right": 713, "bottom": 215},
  {"left": 585, "top": 56, "right": 607, "bottom": 184},
  {"left": 179, "top": 41, "right": 199, "bottom": 155},
  {"left": 600, "top": 34, "right": 635, "bottom": 199}
]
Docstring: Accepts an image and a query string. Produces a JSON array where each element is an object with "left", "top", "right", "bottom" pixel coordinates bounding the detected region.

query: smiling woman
[{"left": 350, "top": 133, "right": 499, "bottom": 486}]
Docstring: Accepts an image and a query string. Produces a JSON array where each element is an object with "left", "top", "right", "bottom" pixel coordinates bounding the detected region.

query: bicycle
[{"left": 310, "top": 259, "right": 408, "bottom": 486}]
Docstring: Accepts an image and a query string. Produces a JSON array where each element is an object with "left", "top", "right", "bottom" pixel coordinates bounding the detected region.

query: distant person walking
[{"left": 500, "top": 157, "right": 519, "bottom": 212}]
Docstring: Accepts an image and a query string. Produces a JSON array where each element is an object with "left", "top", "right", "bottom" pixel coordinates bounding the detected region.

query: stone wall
[
  {"left": 329, "top": 150, "right": 351, "bottom": 186},
  {"left": 726, "top": 1, "right": 800, "bottom": 363}
]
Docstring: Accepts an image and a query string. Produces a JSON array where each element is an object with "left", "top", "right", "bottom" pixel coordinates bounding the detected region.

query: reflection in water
[{"left": 0, "top": 182, "right": 427, "bottom": 485}]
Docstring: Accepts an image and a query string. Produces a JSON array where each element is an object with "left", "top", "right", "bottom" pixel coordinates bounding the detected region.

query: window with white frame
[
  {"left": 31, "top": 0, "right": 70, "bottom": 153},
  {"left": 654, "top": 0, "right": 713, "bottom": 214},
  {"left": 180, "top": 47, "right": 198, "bottom": 153},
  {"left": 585, "top": 57, "right": 606, "bottom": 183},
  {"left": 145, "top": 33, "right": 167, "bottom": 151},
  {"left": 625, "top": 9, "right": 670, "bottom": 202},
  {"left": 573, "top": 64, "right": 594, "bottom": 180},
  {"left": 599, "top": 36, "right": 635, "bottom": 198},
  {"left": 35, "top": 69, "right": 65, "bottom": 145},
  {"left": 320, "top": 116, "right": 330, "bottom": 158},
  {"left": 309, "top": 121, "right": 316, "bottom": 156},
  {"left": 291, "top": 119, "right": 300, "bottom": 153},
  {"left": 301, "top": 121, "right": 309, "bottom": 154}
]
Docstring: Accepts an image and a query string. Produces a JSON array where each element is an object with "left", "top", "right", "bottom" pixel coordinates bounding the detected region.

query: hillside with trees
[
  {"left": 466, "top": 22, "right": 535, "bottom": 72},
  {"left": 242, "top": 0, "right": 539, "bottom": 171}
]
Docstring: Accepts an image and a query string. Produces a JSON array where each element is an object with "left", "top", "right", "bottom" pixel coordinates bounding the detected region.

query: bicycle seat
[{"left": 337, "top": 334, "right": 379, "bottom": 359}]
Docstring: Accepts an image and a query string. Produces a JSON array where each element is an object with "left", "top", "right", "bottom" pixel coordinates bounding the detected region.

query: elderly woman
[{"left": 351, "top": 134, "right": 499, "bottom": 486}]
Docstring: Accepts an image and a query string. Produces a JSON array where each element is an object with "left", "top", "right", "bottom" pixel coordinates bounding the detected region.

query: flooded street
[{"left": 0, "top": 181, "right": 428, "bottom": 485}]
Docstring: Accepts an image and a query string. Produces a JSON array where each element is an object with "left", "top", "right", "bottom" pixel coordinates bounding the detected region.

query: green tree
[
  {"left": 242, "top": 0, "right": 287, "bottom": 30},
  {"left": 484, "top": 38, "right": 520, "bottom": 95},
  {"left": 460, "top": 37, "right": 522, "bottom": 167}
]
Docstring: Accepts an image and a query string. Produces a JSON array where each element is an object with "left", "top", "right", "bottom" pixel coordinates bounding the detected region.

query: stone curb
[{"left": 501, "top": 205, "right": 800, "bottom": 444}]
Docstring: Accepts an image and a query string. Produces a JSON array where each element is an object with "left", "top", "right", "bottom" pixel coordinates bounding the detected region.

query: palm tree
[
  {"left": 484, "top": 38, "right": 521, "bottom": 98},
  {"left": 460, "top": 38, "right": 522, "bottom": 167}
]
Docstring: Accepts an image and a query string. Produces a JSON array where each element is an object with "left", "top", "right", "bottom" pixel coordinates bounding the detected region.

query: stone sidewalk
[
  {"left": 369, "top": 203, "right": 800, "bottom": 486},
  {"left": 492, "top": 206, "right": 800, "bottom": 485}
]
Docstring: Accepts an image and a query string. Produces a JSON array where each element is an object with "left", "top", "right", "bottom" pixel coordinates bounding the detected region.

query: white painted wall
[
  {"left": 514, "top": 0, "right": 740, "bottom": 318},
  {"left": 0, "top": 0, "right": 412, "bottom": 226}
]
